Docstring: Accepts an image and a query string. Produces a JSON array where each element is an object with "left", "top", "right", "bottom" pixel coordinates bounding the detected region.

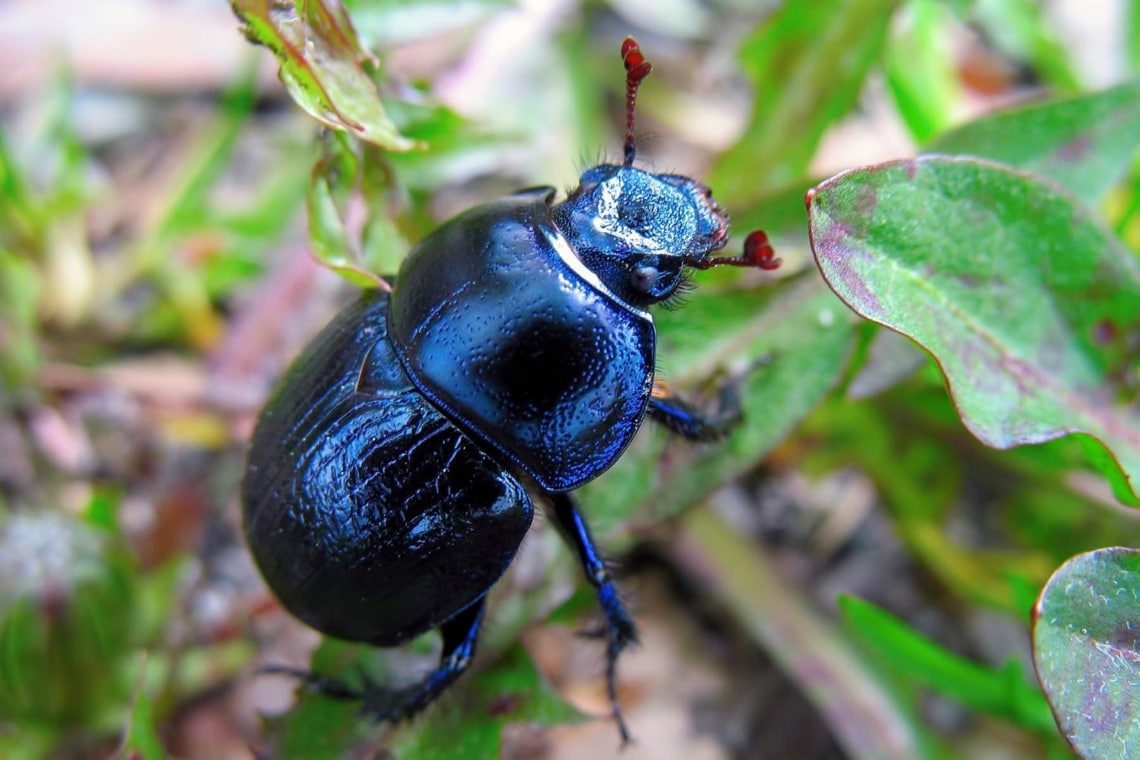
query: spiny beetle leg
[
  {"left": 547, "top": 492, "right": 637, "bottom": 744},
  {"left": 358, "top": 600, "right": 486, "bottom": 721},
  {"left": 647, "top": 391, "right": 741, "bottom": 441},
  {"left": 648, "top": 374, "right": 740, "bottom": 442},
  {"left": 648, "top": 353, "right": 775, "bottom": 441},
  {"left": 261, "top": 600, "right": 486, "bottom": 722}
]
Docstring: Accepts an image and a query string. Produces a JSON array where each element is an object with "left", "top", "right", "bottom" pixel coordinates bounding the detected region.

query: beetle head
[
  {"left": 551, "top": 165, "right": 730, "bottom": 306},
  {"left": 549, "top": 37, "right": 778, "bottom": 308}
]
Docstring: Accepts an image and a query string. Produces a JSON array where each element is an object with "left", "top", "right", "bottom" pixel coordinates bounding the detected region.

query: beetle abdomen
[
  {"left": 389, "top": 190, "right": 655, "bottom": 492},
  {"left": 243, "top": 294, "right": 533, "bottom": 646}
]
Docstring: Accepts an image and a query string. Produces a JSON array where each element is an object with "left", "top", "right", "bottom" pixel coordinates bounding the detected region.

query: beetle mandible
[{"left": 242, "top": 37, "right": 779, "bottom": 743}]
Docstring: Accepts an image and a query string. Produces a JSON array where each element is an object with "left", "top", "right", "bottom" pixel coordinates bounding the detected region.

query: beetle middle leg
[{"left": 546, "top": 491, "right": 637, "bottom": 744}]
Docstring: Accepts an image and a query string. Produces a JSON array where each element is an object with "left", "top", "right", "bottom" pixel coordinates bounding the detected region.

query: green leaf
[
  {"left": 709, "top": 0, "right": 903, "bottom": 206},
  {"left": 275, "top": 695, "right": 371, "bottom": 760},
  {"left": 798, "top": 397, "right": 1055, "bottom": 613},
  {"left": 0, "top": 250, "right": 41, "bottom": 392},
  {"left": 581, "top": 273, "right": 856, "bottom": 535},
  {"left": 121, "top": 660, "right": 165, "bottom": 760},
  {"left": 840, "top": 595, "right": 1058, "bottom": 733},
  {"left": 392, "top": 644, "right": 582, "bottom": 759},
  {"left": 928, "top": 79, "right": 1140, "bottom": 206},
  {"left": 0, "top": 511, "right": 137, "bottom": 726},
  {"left": 1130, "top": 0, "right": 1140, "bottom": 72},
  {"left": 156, "top": 67, "right": 260, "bottom": 238},
  {"left": 885, "top": 0, "right": 963, "bottom": 143},
  {"left": 307, "top": 132, "right": 405, "bottom": 287},
  {"left": 0, "top": 128, "right": 38, "bottom": 253},
  {"left": 808, "top": 156, "right": 1140, "bottom": 504},
  {"left": 271, "top": 638, "right": 411, "bottom": 758},
  {"left": 842, "top": 81, "right": 1140, "bottom": 399},
  {"left": 232, "top": 0, "right": 419, "bottom": 151},
  {"left": 1033, "top": 547, "right": 1140, "bottom": 759}
]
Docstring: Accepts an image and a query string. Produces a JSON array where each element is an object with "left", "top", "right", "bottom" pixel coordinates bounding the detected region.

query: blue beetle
[{"left": 242, "top": 38, "right": 778, "bottom": 742}]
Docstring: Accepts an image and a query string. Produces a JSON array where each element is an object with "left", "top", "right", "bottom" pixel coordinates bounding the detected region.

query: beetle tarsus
[
  {"left": 259, "top": 664, "right": 365, "bottom": 701},
  {"left": 547, "top": 492, "right": 639, "bottom": 742},
  {"left": 261, "top": 601, "right": 486, "bottom": 722},
  {"left": 607, "top": 634, "right": 634, "bottom": 746}
]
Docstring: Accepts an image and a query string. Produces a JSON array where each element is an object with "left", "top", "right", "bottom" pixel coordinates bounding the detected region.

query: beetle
[{"left": 242, "top": 37, "right": 778, "bottom": 742}]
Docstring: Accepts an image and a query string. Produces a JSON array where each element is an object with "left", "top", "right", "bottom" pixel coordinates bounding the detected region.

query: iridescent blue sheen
[
  {"left": 389, "top": 188, "right": 655, "bottom": 492},
  {"left": 243, "top": 293, "right": 533, "bottom": 646},
  {"left": 241, "top": 158, "right": 744, "bottom": 735}
]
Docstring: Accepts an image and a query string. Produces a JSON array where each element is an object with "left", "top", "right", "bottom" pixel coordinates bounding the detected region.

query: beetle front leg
[
  {"left": 647, "top": 393, "right": 740, "bottom": 441},
  {"left": 646, "top": 376, "right": 745, "bottom": 441},
  {"left": 546, "top": 492, "right": 637, "bottom": 744}
]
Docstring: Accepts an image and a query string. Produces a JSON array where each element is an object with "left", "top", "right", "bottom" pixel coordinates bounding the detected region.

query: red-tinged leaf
[
  {"left": 846, "top": 80, "right": 1140, "bottom": 399},
  {"left": 807, "top": 156, "right": 1140, "bottom": 504},
  {"left": 232, "top": 0, "right": 418, "bottom": 151},
  {"left": 1033, "top": 547, "right": 1140, "bottom": 759}
]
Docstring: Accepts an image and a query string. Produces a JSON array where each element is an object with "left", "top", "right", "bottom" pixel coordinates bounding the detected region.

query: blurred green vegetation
[{"left": 1, "top": 0, "right": 1138, "bottom": 758}]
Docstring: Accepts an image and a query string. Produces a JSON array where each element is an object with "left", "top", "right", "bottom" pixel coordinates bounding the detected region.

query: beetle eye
[{"left": 630, "top": 266, "right": 658, "bottom": 293}]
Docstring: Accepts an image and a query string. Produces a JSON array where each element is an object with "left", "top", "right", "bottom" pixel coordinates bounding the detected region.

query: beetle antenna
[
  {"left": 620, "top": 37, "right": 652, "bottom": 167},
  {"left": 687, "top": 229, "right": 782, "bottom": 271}
]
